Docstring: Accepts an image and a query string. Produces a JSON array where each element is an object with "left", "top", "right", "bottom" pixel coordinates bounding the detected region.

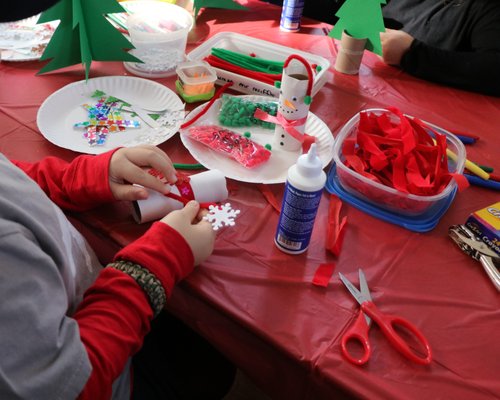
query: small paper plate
[
  {"left": 0, "top": 16, "right": 57, "bottom": 62},
  {"left": 37, "top": 76, "right": 184, "bottom": 154},
  {"left": 180, "top": 95, "right": 335, "bottom": 184}
]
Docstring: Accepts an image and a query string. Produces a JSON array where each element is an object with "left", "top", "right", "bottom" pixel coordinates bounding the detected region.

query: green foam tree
[
  {"left": 192, "top": 0, "right": 247, "bottom": 20},
  {"left": 37, "top": 0, "right": 141, "bottom": 79},
  {"left": 329, "top": 0, "right": 386, "bottom": 56}
]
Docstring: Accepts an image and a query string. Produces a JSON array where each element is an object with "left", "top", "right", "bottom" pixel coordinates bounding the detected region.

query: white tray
[{"left": 187, "top": 32, "right": 330, "bottom": 98}]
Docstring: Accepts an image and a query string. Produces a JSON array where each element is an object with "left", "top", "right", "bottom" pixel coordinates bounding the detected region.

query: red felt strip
[
  {"left": 180, "top": 82, "right": 233, "bottom": 129},
  {"left": 302, "top": 134, "right": 316, "bottom": 153},
  {"left": 312, "top": 262, "right": 336, "bottom": 287},
  {"left": 326, "top": 194, "right": 347, "bottom": 257},
  {"left": 258, "top": 184, "right": 281, "bottom": 213},
  {"left": 344, "top": 109, "right": 467, "bottom": 198}
]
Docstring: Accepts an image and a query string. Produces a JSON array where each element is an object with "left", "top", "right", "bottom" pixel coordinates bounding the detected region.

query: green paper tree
[
  {"left": 329, "top": 0, "right": 386, "bottom": 56},
  {"left": 192, "top": 0, "right": 247, "bottom": 20},
  {"left": 37, "top": 0, "right": 141, "bottom": 79}
]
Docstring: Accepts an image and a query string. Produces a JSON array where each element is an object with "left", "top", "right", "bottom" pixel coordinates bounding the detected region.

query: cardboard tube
[
  {"left": 132, "top": 169, "right": 228, "bottom": 223},
  {"left": 334, "top": 31, "right": 366, "bottom": 75}
]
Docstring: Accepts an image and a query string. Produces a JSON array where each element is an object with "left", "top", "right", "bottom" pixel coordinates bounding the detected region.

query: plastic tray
[{"left": 187, "top": 31, "right": 330, "bottom": 98}]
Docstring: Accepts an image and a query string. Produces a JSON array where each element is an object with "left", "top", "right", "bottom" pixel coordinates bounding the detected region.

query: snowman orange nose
[{"left": 284, "top": 98, "right": 296, "bottom": 110}]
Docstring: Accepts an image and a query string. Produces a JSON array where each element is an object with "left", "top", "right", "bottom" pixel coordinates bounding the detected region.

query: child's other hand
[
  {"left": 109, "top": 145, "right": 177, "bottom": 201},
  {"left": 160, "top": 201, "right": 216, "bottom": 266},
  {"left": 380, "top": 29, "right": 414, "bottom": 66}
]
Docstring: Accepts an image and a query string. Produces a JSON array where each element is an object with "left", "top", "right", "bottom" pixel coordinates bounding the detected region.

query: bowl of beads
[
  {"left": 330, "top": 108, "right": 466, "bottom": 218},
  {"left": 124, "top": 1, "right": 193, "bottom": 78}
]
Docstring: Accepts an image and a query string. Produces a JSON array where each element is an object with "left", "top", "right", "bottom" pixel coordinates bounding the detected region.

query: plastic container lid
[
  {"left": 176, "top": 61, "right": 217, "bottom": 86},
  {"left": 326, "top": 163, "right": 456, "bottom": 232}
]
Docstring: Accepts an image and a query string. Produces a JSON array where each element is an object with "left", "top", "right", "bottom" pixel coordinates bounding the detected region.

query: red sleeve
[
  {"left": 12, "top": 149, "right": 118, "bottom": 212},
  {"left": 75, "top": 222, "right": 194, "bottom": 400}
]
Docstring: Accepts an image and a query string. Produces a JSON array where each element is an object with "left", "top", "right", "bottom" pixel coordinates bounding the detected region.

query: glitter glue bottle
[
  {"left": 275, "top": 143, "right": 326, "bottom": 254},
  {"left": 279, "top": 0, "right": 305, "bottom": 32}
]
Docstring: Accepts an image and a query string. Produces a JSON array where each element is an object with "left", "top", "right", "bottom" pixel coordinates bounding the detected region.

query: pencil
[{"left": 465, "top": 174, "right": 500, "bottom": 191}]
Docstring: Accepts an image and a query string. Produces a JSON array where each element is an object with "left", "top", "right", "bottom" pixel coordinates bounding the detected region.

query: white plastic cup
[{"left": 124, "top": 2, "right": 194, "bottom": 78}]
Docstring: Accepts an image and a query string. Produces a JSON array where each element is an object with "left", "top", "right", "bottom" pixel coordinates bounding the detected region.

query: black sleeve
[
  {"left": 401, "top": 40, "right": 500, "bottom": 97},
  {"left": 400, "top": 1, "right": 500, "bottom": 97}
]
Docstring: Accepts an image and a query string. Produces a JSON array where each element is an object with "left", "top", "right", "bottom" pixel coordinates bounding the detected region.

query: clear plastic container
[
  {"left": 332, "top": 108, "right": 466, "bottom": 217},
  {"left": 175, "top": 61, "right": 217, "bottom": 102},
  {"left": 124, "top": 1, "right": 193, "bottom": 78}
]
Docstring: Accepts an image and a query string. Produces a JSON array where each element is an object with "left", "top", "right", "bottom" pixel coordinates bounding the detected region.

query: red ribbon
[
  {"left": 253, "top": 108, "right": 308, "bottom": 143},
  {"left": 341, "top": 109, "right": 468, "bottom": 197},
  {"left": 148, "top": 169, "right": 214, "bottom": 209}
]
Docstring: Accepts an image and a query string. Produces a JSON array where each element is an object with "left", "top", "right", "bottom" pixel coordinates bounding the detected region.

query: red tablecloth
[{"left": 1, "top": 2, "right": 499, "bottom": 399}]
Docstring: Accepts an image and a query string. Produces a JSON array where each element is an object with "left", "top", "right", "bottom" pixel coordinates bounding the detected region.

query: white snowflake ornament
[{"left": 203, "top": 203, "right": 240, "bottom": 231}]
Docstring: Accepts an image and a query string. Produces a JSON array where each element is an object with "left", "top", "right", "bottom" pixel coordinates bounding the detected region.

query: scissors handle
[
  {"left": 341, "top": 311, "right": 371, "bottom": 365},
  {"left": 361, "top": 301, "right": 432, "bottom": 365}
]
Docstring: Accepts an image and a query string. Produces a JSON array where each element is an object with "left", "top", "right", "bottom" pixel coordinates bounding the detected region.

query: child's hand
[
  {"left": 160, "top": 201, "right": 216, "bottom": 266},
  {"left": 109, "top": 145, "right": 177, "bottom": 201},
  {"left": 380, "top": 29, "right": 414, "bottom": 66}
]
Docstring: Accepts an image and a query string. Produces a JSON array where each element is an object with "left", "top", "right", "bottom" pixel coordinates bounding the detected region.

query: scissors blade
[
  {"left": 339, "top": 272, "right": 371, "bottom": 305},
  {"left": 358, "top": 269, "right": 372, "bottom": 302},
  {"left": 340, "top": 272, "right": 372, "bottom": 326}
]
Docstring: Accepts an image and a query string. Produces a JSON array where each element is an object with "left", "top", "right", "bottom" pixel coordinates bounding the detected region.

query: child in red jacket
[{"left": 1, "top": 145, "right": 234, "bottom": 399}]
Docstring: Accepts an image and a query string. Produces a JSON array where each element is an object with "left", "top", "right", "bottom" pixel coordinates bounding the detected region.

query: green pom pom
[
  {"left": 274, "top": 81, "right": 281, "bottom": 88},
  {"left": 304, "top": 95, "right": 312, "bottom": 105},
  {"left": 316, "top": 65, "right": 322, "bottom": 72},
  {"left": 265, "top": 143, "right": 272, "bottom": 151},
  {"left": 244, "top": 131, "right": 251, "bottom": 138}
]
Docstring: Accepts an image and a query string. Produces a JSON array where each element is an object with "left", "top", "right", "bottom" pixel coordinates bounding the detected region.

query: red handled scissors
[{"left": 339, "top": 269, "right": 432, "bottom": 366}]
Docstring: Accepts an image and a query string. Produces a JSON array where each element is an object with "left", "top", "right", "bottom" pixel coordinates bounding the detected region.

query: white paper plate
[
  {"left": 0, "top": 16, "right": 57, "bottom": 62},
  {"left": 180, "top": 95, "right": 335, "bottom": 184},
  {"left": 37, "top": 76, "right": 184, "bottom": 154}
]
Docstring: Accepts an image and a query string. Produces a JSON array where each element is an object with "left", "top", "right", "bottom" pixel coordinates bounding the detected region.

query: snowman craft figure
[{"left": 254, "top": 54, "right": 315, "bottom": 152}]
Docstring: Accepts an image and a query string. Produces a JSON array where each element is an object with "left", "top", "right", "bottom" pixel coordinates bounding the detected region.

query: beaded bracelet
[{"left": 108, "top": 260, "right": 166, "bottom": 317}]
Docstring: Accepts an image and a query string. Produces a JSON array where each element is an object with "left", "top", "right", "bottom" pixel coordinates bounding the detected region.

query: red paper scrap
[{"left": 312, "top": 262, "right": 337, "bottom": 287}]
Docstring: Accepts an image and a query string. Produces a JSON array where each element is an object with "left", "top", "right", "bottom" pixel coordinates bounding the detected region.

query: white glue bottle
[{"left": 275, "top": 143, "right": 326, "bottom": 254}]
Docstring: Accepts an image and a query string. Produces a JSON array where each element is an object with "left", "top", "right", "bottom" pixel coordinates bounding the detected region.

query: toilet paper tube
[
  {"left": 132, "top": 169, "right": 228, "bottom": 223},
  {"left": 334, "top": 31, "right": 367, "bottom": 75}
]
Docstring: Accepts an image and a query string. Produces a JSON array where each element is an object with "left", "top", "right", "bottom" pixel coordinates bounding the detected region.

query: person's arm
[
  {"left": 381, "top": 1, "right": 500, "bottom": 96},
  {"left": 76, "top": 217, "right": 199, "bottom": 399},
  {"left": 401, "top": 40, "right": 500, "bottom": 96},
  {"left": 12, "top": 152, "right": 117, "bottom": 212},
  {"left": 12, "top": 145, "right": 178, "bottom": 212}
]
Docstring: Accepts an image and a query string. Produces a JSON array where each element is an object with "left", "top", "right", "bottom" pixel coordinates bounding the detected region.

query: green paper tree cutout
[
  {"left": 193, "top": 0, "right": 247, "bottom": 20},
  {"left": 329, "top": 0, "right": 386, "bottom": 56},
  {"left": 37, "top": 0, "right": 141, "bottom": 79}
]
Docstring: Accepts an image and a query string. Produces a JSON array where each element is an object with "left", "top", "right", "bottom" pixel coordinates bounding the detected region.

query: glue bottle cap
[{"left": 297, "top": 143, "right": 322, "bottom": 178}]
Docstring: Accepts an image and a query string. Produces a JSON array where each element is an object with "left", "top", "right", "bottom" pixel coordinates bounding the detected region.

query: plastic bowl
[
  {"left": 332, "top": 108, "right": 466, "bottom": 217},
  {"left": 124, "top": 1, "right": 194, "bottom": 78}
]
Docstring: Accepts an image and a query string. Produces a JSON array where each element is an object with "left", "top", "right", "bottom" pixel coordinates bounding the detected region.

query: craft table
[{"left": 1, "top": 1, "right": 499, "bottom": 399}]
